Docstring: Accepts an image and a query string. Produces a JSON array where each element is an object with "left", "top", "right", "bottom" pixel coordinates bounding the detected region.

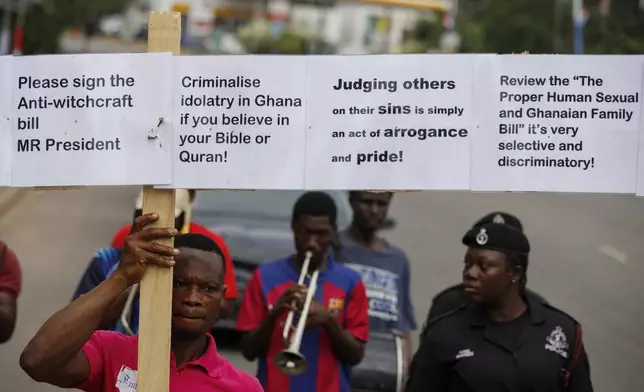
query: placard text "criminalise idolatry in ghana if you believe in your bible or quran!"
[{"left": 165, "top": 56, "right": 308, "bottom": 189}]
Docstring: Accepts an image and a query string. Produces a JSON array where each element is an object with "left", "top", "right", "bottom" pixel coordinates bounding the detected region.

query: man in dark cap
[
  {"left": 405, "top": 223, "right": 593, "bottom": 392},
  {"left": 419, "top": 212, "right": 547, "bottom": 339}
]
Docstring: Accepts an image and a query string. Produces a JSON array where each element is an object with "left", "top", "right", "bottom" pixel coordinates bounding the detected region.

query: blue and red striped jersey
[{"left": 236, "top": 256, "right": 369, "bottom": 392}]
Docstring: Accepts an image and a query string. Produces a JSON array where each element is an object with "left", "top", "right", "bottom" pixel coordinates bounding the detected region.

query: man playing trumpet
[{"left": 236, "top": 191, "right": 370, "bottom": 392}]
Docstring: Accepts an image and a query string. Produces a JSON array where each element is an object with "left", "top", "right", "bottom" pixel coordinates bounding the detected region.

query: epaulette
[
  {"left": 542, "top": 302, "right": 581, "bottom": 326},
  {"left": 419, "top": 304, "right": 468, "bottom": 339}
]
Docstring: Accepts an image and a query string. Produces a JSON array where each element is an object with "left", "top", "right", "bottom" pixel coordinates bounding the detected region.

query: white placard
[
  {"left": 159, "top": 56, "right": 308, "bottom": 189},
  {"left": 10, "top": 53, "right": 173, "bottom": 187},
  {"left": 304, "top": 54, "right": 477, "bottom": 190},
  {"left": 0, "top": 56, "right": 12, "bottom": 186},
  {"left": 471, "top": 55, "right": 644, "bottom": 193}
]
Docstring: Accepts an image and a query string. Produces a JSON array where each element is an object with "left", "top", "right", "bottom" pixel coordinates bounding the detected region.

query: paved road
[{"left": 1, "top": 188, "right": 643, "bottom": 391}]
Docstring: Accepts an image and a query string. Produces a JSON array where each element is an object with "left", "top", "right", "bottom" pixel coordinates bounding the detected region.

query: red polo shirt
[
  {"left": 76, "top": 331, "right": 263, "bottom": 392},
  {"left": 112, "top": 223, "right": 238, "bottom": 299}
]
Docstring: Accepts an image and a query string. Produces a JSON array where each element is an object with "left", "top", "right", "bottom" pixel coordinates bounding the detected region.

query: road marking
[{"left": 599, "top": 244, "right": 627, "bottom": 264}]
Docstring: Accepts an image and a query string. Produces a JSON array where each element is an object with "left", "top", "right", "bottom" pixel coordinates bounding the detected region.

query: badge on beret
[
  {"left": 476, "top": 228, "right": 488, "bottom": 245},
  {"left": 493, "top": 214, "right": 505, "bottom": 224}
]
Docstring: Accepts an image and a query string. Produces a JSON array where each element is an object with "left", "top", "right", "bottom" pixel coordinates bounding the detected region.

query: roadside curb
[{"left": 0, "top": 188, "right": 29, "bottom": 217}]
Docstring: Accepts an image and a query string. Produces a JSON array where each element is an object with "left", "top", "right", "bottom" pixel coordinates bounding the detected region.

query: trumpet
[{"left": 274, "top": 251, "right": 319, "bottom": 376}]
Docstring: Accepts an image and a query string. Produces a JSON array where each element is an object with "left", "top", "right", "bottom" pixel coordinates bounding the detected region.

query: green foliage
[
  {"left": 236, "top": 19, "right": 273, "bottom": 53},
  {"left": 399, "top": 40, "right": 430, "bottom": 54},
  {"left": 236, "top": 19, "right": 335, "bottom": 54},
  {"left": 63, "top": 0, "right": 131, "bottom": 26},
  {"left": 583, "top": 1, "right": 644, "bottom": 54},
  {"left": 468, "top": 0, "right": 560, "bottom": 54},
  {"left": 408, "top": 0, "right": 644, "bottom": 54},
  {"left": 20, "top": 0, "right": 131, "bottom": 54},
  {"left": 400, "top": 14, "right": 442, "bottom": 53},
  {"left": 23, "top": 2, "right": 66, "bottom": 54},
  {"left": 274, "top": 30, "right": 306, "bottom": 54}
]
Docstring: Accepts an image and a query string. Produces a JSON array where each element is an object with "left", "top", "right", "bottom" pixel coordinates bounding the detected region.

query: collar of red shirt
[{"left": 169, "top": 333, "right": 224, "bottom": 378}]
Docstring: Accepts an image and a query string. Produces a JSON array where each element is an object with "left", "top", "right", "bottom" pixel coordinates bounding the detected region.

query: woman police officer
[{"left": 405, "top": 222, "right": 593, "bottom": 392}]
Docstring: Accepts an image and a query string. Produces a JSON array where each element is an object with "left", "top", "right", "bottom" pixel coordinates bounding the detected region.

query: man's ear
[
  {"left": 219, "top": 287, "right": 230, "bottom": 318},
  {"left": 512, "top": 265, "right": 524, "bottom": 283},
  {"left": 219, "top": 286, "right": 228, "bottom": 305}
]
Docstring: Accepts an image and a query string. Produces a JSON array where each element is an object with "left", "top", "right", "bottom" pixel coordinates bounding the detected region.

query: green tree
[
  {"left": 20, "top": 0, "right": 131, "bottom": 54},
  {"left": 236, "top": 19, "right": 335, "bottom": 54},
  {"left": 583, "top": 1, "right": 644, "bottom": 54},
  {"left": 460, "top": 0, "right": 563, "bottom": 54},
  {"left": 399, "top": 14, "right": 442, "bottom": 53},
  {"left": 409, "top": 0, "right": 644, "bottom": 54},
  {"left": 23, "top": 2, "right": 67, "bottom": 54}
]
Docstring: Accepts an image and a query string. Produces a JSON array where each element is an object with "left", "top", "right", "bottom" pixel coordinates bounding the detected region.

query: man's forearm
[
  {"left": 241, "top": 309, "right": 282, "bottom": 360},
  {"left": 0, "top": 305, "right": 15, "bottom": 343},
  {"left": 20, "top": 275, "right": 129, "bottom": 375},
  {"left": 322, "top": 316, "right": 364, "bottom": 365},
  {"left": 98, "top": 288, "right": 135, "bottom": 330}
]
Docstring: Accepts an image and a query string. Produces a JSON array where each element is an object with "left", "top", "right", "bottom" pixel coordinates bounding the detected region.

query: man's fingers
[
  {"left": 131, "top": 213, "right": 159, "bottom": 234},
  {"left": 132, "top": 247, "right": 175, "bottom": 268},
  {"left": 137, "top": 241, "right": 179, "bottom": 258},
  {"left": 287, "top": 291, "right": 304, "bottom": 302},
  {"left": 137, "top": 227, "right": 178, "bottom": 242}
]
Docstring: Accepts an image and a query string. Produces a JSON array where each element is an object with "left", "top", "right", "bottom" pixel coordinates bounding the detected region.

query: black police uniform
[
  {"left": 420, "top": 284, "right": 549, "bottom": 339},
  {"left": 405, "top": 223, "right": 593, "bottom": 392},
  {"left": 405, "top": 299, "right": 593, "bottom": 392}
]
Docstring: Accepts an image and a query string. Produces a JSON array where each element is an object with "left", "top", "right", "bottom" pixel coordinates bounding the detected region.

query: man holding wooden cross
[
  {"left": 20, "top": 213, "right": 262, "bottom": 391},
  {"left": 72, "top": 188, "right": 238, "bottom": 334}
]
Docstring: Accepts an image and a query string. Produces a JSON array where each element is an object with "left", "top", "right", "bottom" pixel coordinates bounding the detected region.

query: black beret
[
  {"left": 462, "top": 222, "right": 530, "bottom": 255},
  {"left": 473, "top": 212, "right": 523, "bottom": 232}
]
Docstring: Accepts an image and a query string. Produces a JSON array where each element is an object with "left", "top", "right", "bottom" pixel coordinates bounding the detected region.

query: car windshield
[{"left": 192, "top": 190, "right": 351, "bottom": 226}]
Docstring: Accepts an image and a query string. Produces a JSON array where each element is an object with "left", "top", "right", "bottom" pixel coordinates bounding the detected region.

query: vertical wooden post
[{"left": 138, "top": 11, "right": 181, "bottom": 392}]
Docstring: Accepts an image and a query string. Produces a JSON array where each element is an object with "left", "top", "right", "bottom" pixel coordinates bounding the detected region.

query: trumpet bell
[{"left": 274, "top": 349, "right": 308, "bottom": 375}]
